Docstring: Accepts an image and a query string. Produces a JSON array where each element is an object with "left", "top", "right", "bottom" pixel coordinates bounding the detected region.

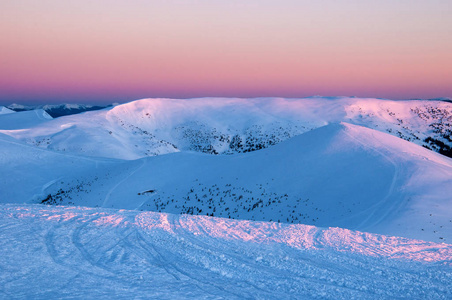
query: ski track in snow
[
  {"left": 101, "top": 159, "right": 147, "bottom": 208},
  {"left": 0, "top": 204, "right": 451, "bottom": 299},
  {"left": 340, "top": 126, "right": 401, "bottom": 231}
]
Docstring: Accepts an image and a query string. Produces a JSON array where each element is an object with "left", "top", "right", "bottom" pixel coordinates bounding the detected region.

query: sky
[{"left": 0, "top": 0, "right": 451, "bottom": 104}]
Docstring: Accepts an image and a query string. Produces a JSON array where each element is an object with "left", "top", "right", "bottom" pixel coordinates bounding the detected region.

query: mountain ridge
[
  {"left": 1, "top": 97, "right": 450, "bottom": 159},
  {"left": 5, "top": 103, "right": 111, "bottom": 118}
]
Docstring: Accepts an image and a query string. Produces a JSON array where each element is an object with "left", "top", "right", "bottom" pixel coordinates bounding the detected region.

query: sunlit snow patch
[{"left": 1, "top": 204, "right": 451, "bottom": 299}]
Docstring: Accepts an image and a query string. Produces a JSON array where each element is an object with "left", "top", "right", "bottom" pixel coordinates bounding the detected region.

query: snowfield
[
  {"left": 0, "top": 97, "right": 451, "bottom": 298},
  {"left": 0, "top": 108, "right": 52, "bottom": 130},
  {"left": 0, "top": 204, "right": 451, "bottom": 299}
]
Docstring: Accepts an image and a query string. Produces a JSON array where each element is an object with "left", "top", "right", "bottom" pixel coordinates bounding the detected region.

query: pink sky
[{"left": 1, "top": 0, "right": 451, "bottom": 104}]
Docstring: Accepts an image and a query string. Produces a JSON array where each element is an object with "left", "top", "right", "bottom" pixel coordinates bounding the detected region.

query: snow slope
[
  {"left": 0, "top": 132, "right": 123, "bottom": 203},
  {"left": 0, "top": 106, "right": 14, "bottom": 115},
  {"left": 2, "top": 122, "right": 451, "bottom": 242},
  {"left": 0, "top": 204, "right": 450, "bottom": 299},
  {"left": 0, "top": 109, "right": 52, "bottom": 130},
  {"left": 1, "top": 97, "right": 451, "bottom": 159}
]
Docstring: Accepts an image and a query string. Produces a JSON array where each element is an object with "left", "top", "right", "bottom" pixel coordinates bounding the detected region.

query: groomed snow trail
[{"left": 0, "top": 204, "right": 451, "bottom": 299}]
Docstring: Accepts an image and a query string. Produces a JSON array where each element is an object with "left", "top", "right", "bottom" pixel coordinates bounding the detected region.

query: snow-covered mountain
[
  {"left": 0, "top": 106, "right": 14, "bottom": 115},
  {"left": 1, "top": 97, "right": 451, "bottom": 298},
  {"left": 1, "top": 120, "right": 451, "bottom": 242},
  {"left": 4, "top": 103, "right": 33, "bottom": 111},
  {"left": 2, "top": 97, "right": 450, "bottom": 159},
  {"left": 6, "top": 103, "right": 110, "bottom": 118}
]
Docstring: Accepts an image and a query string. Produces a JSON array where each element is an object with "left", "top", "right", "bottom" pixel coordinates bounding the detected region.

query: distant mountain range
[{"left": 5, "top": 103, "right": 111, "bottom": 118}]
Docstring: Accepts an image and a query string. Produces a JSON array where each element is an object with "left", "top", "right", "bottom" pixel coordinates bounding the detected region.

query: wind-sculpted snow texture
[
  {"left": 0, "top": 204, "right": 451, "bottom": 299},
  {"left": 1, "top": 97, "right": 451, "bottom": 159}
]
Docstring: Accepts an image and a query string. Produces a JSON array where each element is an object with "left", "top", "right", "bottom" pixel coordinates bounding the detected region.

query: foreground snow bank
[{"left": 0, "top": 204, "right": 450, "bottom": 299}]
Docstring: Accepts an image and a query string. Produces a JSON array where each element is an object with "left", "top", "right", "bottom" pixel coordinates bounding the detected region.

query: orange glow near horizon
[{"left": 1, "top": 1, "right": 451, "bottom": 103}]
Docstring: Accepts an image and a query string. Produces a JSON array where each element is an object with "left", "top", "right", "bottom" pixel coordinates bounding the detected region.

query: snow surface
[
  {"left": 0, "top": 97, "right": 451, "bottom": 298},
  {"left": 2, "top": 97, "right": 451, "bottom": 159},
  {"left": 0, "top": 106, "right": 14, "bottom": 115},
  {"left": 0, "top": 109, "right": 52, "bottom": 130},
  {"left": 0, "top": 204, "right": 451, "bottom": 299},
  {"left": 1, "top": 121, "right": 451, "bottom": 243}
]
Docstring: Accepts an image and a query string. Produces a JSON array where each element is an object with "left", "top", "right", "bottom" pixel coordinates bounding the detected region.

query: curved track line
[
  {"left": 340, "top": 125, "right": 400, "bottom": 230},
  {"left": 101, "top": 159, "right": 146, "bottom": 207}
]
